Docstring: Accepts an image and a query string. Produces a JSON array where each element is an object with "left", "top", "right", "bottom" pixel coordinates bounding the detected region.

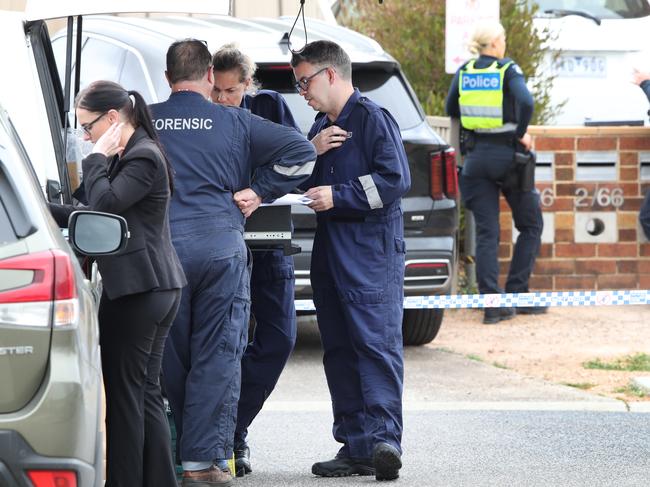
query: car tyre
[{"left": 402, "top": 309, "right": 443, "bottom": 346}]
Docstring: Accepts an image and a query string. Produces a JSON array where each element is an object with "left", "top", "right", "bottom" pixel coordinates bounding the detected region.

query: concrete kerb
[{"left": 631, "top": 376, "right": 650, "bottom": 395}]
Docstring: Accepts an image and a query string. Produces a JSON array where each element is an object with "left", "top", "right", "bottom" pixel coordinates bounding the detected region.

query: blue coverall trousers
[
  {"left": 234, "top": 249, "right": 296, "bottom": 448},
  {"left": 311, "top": 209, "right": 405, "bottom": 459},
  {"left": 163, "top": 217, "right": 251, "bottom": 463},
  {"left": 459, "top": 142, "right": 543, "bottom": 294}
]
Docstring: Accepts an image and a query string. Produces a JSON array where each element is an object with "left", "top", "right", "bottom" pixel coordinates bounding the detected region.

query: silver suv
[
  {"left": 51, "top": 14, "right": 460, "bottom": 345},
  {"left": 0, "top": 104, "right": 129, "bottom": 486}
]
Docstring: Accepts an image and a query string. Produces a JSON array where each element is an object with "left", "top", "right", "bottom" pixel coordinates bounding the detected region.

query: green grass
[
  {"left": 582, "top": 353, "right": 650, "bottom": 372},
  {"left": 614, "top": 383, "right": 647, "bottom": 398},
  {"left": 434, "top": 347, "right": 454, "bottom": 354},
  {"left": 562, "top": 382, "right": 596, "bottom": 390},
  {"left": 461, "top": 353, "right": 508, "bottom": 369}
]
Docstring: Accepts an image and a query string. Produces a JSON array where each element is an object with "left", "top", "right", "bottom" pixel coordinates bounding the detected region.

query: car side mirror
[
  {"left": 68, "top": 210, "right": 129, "bottom": 255},
  {"left": 46, "top": 179, "right": 62, "bottom": 202}
]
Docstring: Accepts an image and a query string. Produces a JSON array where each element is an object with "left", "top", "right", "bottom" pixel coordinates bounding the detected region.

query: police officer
[
  {"left": 210, "top": 43, "right": 300, "bottom": 477},
  {"left": 632, "top": 68, "right": 650, "bottom": 240},
  {"left": 446, "top": 20, "right": 544, "bottom": 324},
  {"left": 151, "top": 39, "right": 316, "bottom": 487},
  {"left": 291, "top": 40, "right": 410, "bottom": 482}
]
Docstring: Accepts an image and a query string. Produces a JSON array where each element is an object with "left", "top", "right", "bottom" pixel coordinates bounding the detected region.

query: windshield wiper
[{"left": 543, "top": 9, "right": 601, "bottom": 25}]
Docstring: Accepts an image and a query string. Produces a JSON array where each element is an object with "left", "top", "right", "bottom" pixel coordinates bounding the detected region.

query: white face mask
[{"left": 77, "top": 139, "right": 95, "bottom": 159}]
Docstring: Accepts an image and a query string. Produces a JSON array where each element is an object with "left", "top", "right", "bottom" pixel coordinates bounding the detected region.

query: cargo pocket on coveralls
[
  {"left": 273, "top": 264, "right": 295, "bottom": 281},
  {"left": 348, "top": 225, "right": 388, "bottom": 289},
  {"left": 342, "top": 288, "right": 388, "bottom": 344},
  {"left": 393, "top": 237, "right": 406, "bottom": 285},
  {"left": 219, "top": 248, "right": 251, "bottom": 358},
  {"left": 238, "top": 246, "right": 253, "bottom": 353}
]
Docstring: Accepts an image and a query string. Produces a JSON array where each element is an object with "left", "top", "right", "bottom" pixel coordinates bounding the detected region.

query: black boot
[
  {"left": 312, "top": 455, "right": 375, "bottom": 477},
  {"left": 483, "top": 307, "right": 516, "bottom": 324},
  {"left": 372, "top": 443, "right": 402, "bottom": 481},
  {"left": 234, "top": 444, "right": 252, "bottom": 477},
  {"left": 515, "top": 306, "right": 548, "bottom": 315}
]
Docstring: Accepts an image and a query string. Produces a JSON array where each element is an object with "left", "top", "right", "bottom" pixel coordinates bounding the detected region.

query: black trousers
[{"left": 99, "top": 288, "right": 181, "bottom": 487}]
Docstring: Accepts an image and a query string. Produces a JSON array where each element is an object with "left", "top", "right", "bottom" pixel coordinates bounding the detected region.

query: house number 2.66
[
  {"left": 574, "top": 187, "right": 624, "bottom": 208},
  {"left": 538, "top": 187, "right": 625, "bottom": 208}
]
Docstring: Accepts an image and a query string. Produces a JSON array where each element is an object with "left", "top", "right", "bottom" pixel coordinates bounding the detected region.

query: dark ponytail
[
  {"left": 75, "top": 80, "right": 174, "bottom": 194},
  {"left": 126, "top": 90, "right": 175, "bottom": 194}
]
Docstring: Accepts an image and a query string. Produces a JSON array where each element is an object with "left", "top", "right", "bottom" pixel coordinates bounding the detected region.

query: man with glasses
[
  {"left": 151, "top": 39, "right": 316, "bottom": 487},
  {"left": 291, "top": 40, "right": 410, "bottom": 482}
]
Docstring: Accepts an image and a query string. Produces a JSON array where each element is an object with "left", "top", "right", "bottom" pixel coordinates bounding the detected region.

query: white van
[
  {"left": 0, "top": 2, "right": 228, "bottom": 485},
  {"left": 1, "top": 0, "right": 229, "bottom": 197},
  {"left": 532, "top": 0, "right": 650, "bottom": 125}
]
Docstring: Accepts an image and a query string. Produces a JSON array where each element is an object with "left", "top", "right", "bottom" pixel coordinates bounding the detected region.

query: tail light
[
  {"left": 443, "top": 147, "right": 458, "bottom": 199},
  {"left": 264, "top": 64, "right": 292, "bottom": 70},
  {"left": 430, "top": 147, "right": 459, "bottom": 200},
  {"left": 27, "top": 470, "right": 77, "bottom": 487},
  {"left": 0, "top": 250, "right": 78, "bottom": 327},
  {"left": 406, "top": 261, "right": 448, "bottom": 277},
  {"left": 430, "top": 151, "right": 444, "bottom": 200}
]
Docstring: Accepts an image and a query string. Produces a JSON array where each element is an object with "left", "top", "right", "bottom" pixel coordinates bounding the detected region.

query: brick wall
[{"left": 504, "top": 126, "right": 650, "bottom": 291}]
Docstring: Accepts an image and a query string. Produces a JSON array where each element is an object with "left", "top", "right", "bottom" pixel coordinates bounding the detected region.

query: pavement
[
  {"left": 631, "top": 376, "right": 650, "bottom": 395},
  {"left": 266, "top": 317, "right": 650, "bottom": 414},
  {"left": 236, "top": 318, "right": 650, "bottom": 486}
]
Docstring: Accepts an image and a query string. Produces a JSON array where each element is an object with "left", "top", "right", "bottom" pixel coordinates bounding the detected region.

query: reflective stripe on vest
[{"left": 458, "top": 59, "right": 513, "bottom": 131}]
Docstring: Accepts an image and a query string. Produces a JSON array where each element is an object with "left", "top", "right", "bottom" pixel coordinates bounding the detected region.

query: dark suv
[{"left": 51, "top": 14, "right": 460, "bottom": 345}]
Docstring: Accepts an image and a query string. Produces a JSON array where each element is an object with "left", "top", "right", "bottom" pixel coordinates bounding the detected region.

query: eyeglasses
[
  {"left": 78, "top": 112, "right": 107, "bottom": 136},
  {"left": 294, "top": 67, "right": 330, "bottom": 92}
]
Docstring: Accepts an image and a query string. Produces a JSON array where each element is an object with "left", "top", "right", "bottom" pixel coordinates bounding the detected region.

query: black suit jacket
[{"left": 53, "top": 127, "right": 186, "bottom": 300}]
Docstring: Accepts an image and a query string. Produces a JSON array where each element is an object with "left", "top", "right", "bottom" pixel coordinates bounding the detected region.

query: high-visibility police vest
[{"left": 458, "top": 59, "right": 516, "bottom": 133}]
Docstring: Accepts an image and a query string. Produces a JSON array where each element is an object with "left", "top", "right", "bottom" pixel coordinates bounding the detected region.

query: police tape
[{"left": 294, "top": 290, "right": 650, "bottom": 311}]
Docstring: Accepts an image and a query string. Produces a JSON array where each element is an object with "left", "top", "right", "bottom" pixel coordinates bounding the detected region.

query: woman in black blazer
[{"left": 66, "top": 80, "right": 186, "bottom": 487}]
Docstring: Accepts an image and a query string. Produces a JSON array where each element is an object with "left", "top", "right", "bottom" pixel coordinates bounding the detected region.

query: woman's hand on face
[{"left": 92, "top": 122, "right": 125, "bottom": 158}]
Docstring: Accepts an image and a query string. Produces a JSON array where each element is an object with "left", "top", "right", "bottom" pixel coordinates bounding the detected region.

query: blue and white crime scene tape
[{"left": 295, "top": 290, "right": 650, "bottom": 311}]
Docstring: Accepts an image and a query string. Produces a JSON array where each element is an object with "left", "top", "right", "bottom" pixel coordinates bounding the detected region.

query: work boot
[
  {"left": 516, "top": 306, "right": 548, "bottom": 315},
  {"left": 483, "top": 307, "right": 516, "bottom": 325},
  {"left": 181, "top": 465, "right": 233, "bottom": 487},
  {"left": 372, "top": 442, "right": 402, "bottom": 481},
  {"left": 234, "top": 444, "right": 252, "bottom": 477},
  {"left": 312, "top": 455, "right": 375, "bottom": 477}
]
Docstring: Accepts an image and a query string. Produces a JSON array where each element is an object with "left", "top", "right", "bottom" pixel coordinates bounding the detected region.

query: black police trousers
[{"left": 460, "top": 140, "right": 543, "bottom": 294}]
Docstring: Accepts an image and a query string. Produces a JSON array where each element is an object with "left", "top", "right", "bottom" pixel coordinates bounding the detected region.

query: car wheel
[{"left": 402, "top": 308, "right": 443, "bottom": 346}]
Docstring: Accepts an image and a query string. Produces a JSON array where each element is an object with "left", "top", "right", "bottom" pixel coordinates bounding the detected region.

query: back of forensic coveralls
[{"left": 150, "top": 90, "right": 315, "bottom": 464}]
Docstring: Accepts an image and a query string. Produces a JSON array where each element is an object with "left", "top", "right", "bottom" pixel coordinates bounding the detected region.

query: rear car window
[
  {"left": 531, "top": 0, "right": 650, "bottom": 19},
  {"left": 256, "top": 66, "right": 424, "bottom": 133},
  {"left": 0, "top": 117, "right": 41, "bottom": 246},
  {"left": 0, "top": 192, "right": 17, "bottom": 245}
]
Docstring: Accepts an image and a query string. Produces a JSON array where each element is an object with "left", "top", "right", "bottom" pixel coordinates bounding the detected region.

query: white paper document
[{"left": 261, "top": 193, "right": 313, "bottom": 206}]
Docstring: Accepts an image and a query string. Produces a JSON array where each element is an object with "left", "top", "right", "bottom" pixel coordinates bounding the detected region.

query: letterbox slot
[
  {"left": 639, "top": 152, "right": 650, "bottom": 181},
  {"left": 575, "top": 151, "right": 617, "bottom": 181},
  {"left": 534, "top": 151, "right": 554, "bottom": 182}
]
